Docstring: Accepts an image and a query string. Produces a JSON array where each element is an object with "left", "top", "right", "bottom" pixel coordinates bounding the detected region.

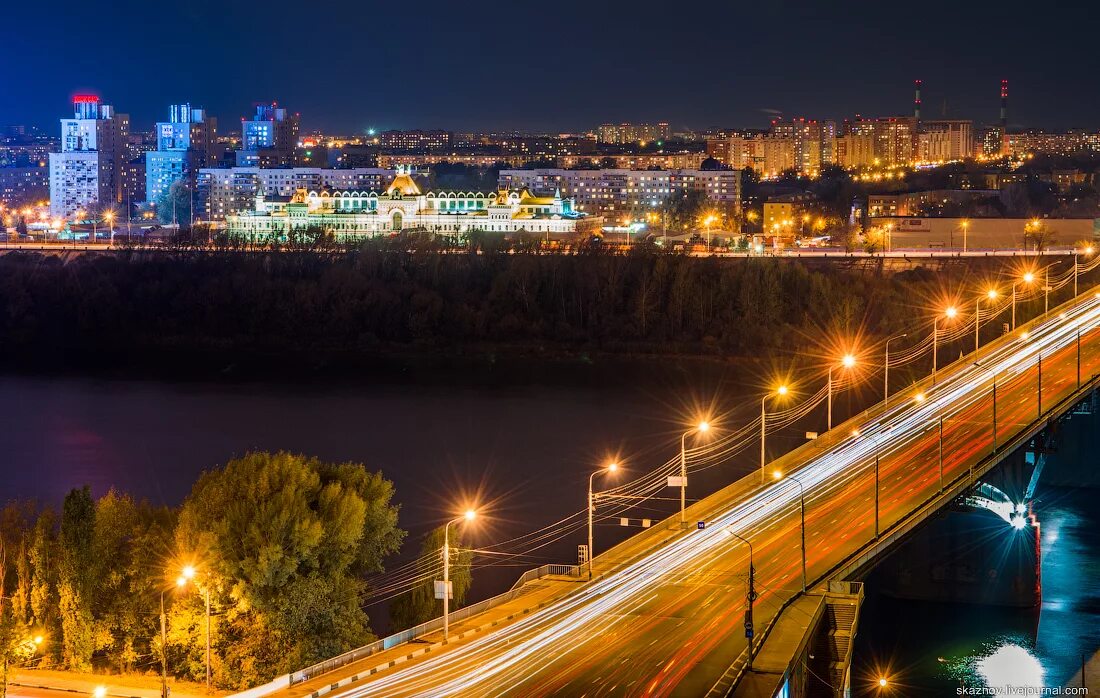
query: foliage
[
  {"left": 175, "top": 451, "right": 404, "bottom": 686},
  {"left": 154, "top": 181, "right": 192, "bottom": 226},
  {"left": 389, "top": 526, "right": 473, "bottom": 631},
  {"left": 57, "top": 487, "right": 96, "bottom": 671},
  {"left": 0, "top": 452, "right": 403, "bottom": 689}
]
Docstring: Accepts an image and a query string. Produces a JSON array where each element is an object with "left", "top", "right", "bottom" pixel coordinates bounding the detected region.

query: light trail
[{"left": 332, "top": 296, "right": 1100, "bottom": 697}]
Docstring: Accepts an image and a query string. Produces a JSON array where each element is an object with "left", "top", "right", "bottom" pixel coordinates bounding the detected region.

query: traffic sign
[{"left": 697, "top": 521, "right": 706, "bottom": 530}]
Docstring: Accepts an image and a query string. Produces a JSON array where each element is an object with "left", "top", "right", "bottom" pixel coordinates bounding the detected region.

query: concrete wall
[{"left": 876, "top": 217, "right": 1099, "bottom": 250}]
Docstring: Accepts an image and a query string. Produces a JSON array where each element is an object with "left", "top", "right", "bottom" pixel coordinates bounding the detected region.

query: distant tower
[
  {"left": 914, "top": 79, "right": 922, "bottom": 121},
  {"left": 1000, "top": 79, "right": 1009, "bottom": 129}
]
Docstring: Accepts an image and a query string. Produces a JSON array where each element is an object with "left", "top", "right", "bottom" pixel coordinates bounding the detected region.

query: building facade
[
  {"left": 497, "top": 168, "right": 740, "bottom": 214},
  {"left": 378, "top": 129, "right": 453, "bottom": 152},
  {"left": 48, "top": 96, "right": 129, "bottom": 218},
  {"left": 145, "top": 103, "right": 218, "bottom": 206},
  {"left": 237, "top": 104, "right": 299, "bottom": 167},
  {"left": 225, "top": 169, "right": 600, "bottom": 238},
  {"left": 196, "top": 167, "right": 395, "bottom": 221},
  {"left": 0, "top": 165, "right": 49, "bottom": 207},
  {"left": 916, "top": 120, "right": 974, "bottom": 163}
]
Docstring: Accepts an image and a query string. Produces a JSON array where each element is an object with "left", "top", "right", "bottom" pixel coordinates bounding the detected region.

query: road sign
[
  {"left": 434, "top": 580, "right": 453, "bottom": 600},
  {"left": 697, "top": 521, "right": 706, "bottom": 530},
  {"left": 667, "top": 476, "right": 687, "bottom": 487}
]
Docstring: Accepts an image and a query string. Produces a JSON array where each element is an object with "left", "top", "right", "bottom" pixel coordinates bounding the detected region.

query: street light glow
[
  {"left": 182, "top": 565, "right": 196, "bottom": 580},
  {"left": 945, "top": 306, "right": 958, "bottom": 319},
  {"left": 776, "top": 385, "right": 789, "bottom": 396},
  {"left": 607, "top": 462, "right": 619, "bottom": 473},
  {"left": 697, "top": 421, "right": 710, "bottom": 433},
  {"left": 772, "top": 470, "right": 783, "bottom": 480},
  {"left": 914, "top": 392, "right": 926, "bottom": 403},
  {"left": 93, "top": 687, "right": 107, "bottom": 698},
  {"left": 878, "top": 677, "right": 889, "bottom": 688},
  {"left": 841, "top": 353, "right": 856, "bottom": 368},
  {"left": 176, "top": 576, "right": 187, "bottom": 587},
  {"left": 1023, "top": 272, "right": 1035, "bottom": 283},
  {"left": 464, "top": 509, "right": 476, "bottom": 521},
  {"left": 987, "top": 289, "right": 998, "bottom": 300}
]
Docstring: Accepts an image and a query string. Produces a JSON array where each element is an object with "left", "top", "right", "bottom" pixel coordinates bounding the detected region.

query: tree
[
  {"left": 175, "top": 452, "right": 404, "bottom": 687},
  {"left": 155, "top": 181, "right": 192, "bottom": 226},
  {"left": 389, "top": 526, "right": 473, "bottom": 631},
  {"left": 14, "top": 218, "right": 27, "bottom": 238},
  {"left": 57, "top": 487, "right": 97, "bottom": 671}
]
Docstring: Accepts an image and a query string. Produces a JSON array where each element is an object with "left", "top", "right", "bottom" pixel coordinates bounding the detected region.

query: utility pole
[{"left": 160, "top": 591, "right": 168, "bottom": 698}]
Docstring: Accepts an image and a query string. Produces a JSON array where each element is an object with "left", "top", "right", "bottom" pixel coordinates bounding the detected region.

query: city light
[
  {"left": 464, "top": 508, "right": 476, "bottom": 521},
  {"left": 93, "top": 687, "right": 107, "bottom": 698},
  {"left": 945, "top": 306, "right": 958, "bottom": 319},
  {"left": 697, "top": 420, "right": 710, "bottom": 433},
  {"left": 842, "top": 353, "right": 856, "bottom": 368}
]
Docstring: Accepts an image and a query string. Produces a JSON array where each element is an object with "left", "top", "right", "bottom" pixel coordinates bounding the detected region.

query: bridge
[{"left": 237, "top": 281, "right": 1100, "bottom": 698}]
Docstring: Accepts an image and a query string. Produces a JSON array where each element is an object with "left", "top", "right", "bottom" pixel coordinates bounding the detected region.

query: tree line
[
  {"left": 0, "top": 452, "right": 445, "bottom": 690},
  {"left": 0, "top": 248, "right": 969, "bottom": 371}
]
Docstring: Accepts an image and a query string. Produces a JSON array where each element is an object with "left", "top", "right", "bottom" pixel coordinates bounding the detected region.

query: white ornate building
[{"left": 225, "top": 169, "right": 600, "bottom": 239}]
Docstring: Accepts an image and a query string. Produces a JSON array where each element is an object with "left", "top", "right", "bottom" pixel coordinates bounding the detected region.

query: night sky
[{"left": 2, "top": 0, "right": 1097, "bottom": 134}]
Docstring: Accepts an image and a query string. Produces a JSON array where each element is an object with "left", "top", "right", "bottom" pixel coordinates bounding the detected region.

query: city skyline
[{"left": 4, "top": 0, "right": 1100, "bottom": 134}]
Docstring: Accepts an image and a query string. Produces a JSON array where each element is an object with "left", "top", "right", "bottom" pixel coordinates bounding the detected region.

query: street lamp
[
  {"left": 442, "top": 509, "right": 476, "bottom": 641},
  {"left": 933, "top": 307, "right": 957, "bottom": 386},
  {"left": 761, "top": 386, "right": 789, "bottom": 483},
  {"left": 772, "top": 470, "right": 807, "bottom": 593},
  {"left": 703, "top": 214, "right": 717, "bottom": 252},
  {"left": 1076, "top": 246, "right": 1095, "bottom": 298},
  {"left": 828, "top": 354, "right": 856, "bottom": 430},
  {"left": 679, "top": 421, "right": 711, "bottom": 525},
  {"left": 177, "top": 565, "right": 212, "bottom": 689},
  {"left": 975, "top": 289, "right": 998, "bottom": 360},
  {"left": 721, "top": 527, "right": 756, "bottom": 670},
  {"left": 103, "top": 211, "right": 115, "bottom": 247},
  {"left": 587, "top": 462, "right": 619, "bottom": 580},
  {"left": 960, "top": 219, "right": 969, "bottom": 253},
  {"left": 884, "top": 334, "right": 907, "bottom": 406},
  {"left": 1013, "top": 272, "right": 1035, "bottom": 330}
]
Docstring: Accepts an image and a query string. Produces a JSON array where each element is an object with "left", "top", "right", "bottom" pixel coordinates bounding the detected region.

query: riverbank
[{"left": 0, "top": 249, "right": 1075, "bottom": 379}]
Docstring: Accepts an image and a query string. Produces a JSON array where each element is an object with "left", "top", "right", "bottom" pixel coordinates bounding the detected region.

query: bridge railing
[{"left": 288, "top": 562, "right": 580, "bottom": 685}]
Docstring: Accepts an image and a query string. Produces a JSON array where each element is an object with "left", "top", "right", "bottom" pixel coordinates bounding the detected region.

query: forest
[{"left": 0, "top": 247, "right": 997, "bottom": 374}]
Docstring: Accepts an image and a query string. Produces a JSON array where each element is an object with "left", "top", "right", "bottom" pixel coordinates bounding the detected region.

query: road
[{"left": 315, "top": 295, "right": 1100, "bottom": 697}]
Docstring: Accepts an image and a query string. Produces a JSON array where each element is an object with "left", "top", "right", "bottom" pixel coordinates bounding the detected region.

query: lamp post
[
  {"left": 442, "top": 509, "right": 476, "bottom": 641},
  {"left": 1014, "top": 272, "right": 1035, "bottom": 330},
  {"left": 721, "top": 527, "right": 755, "bottom": 670},
  {"left": 160, "top": 577, "right": 185, "bottom": 698},
  {"left": 772, "top": 470, "right": 807, "bottom": 593},
  {"left": 679, "top": 421, "right": 710, "bottom": 525},
  {"left": 828, "top": 354, "right": 856, "bottom": 430},
  {"left": 103, "top": 211, "right": 115, "bottom": 247},
  {"left": 587, "top": 462, "right": 619, "bottom": 580},
  {"left": 961, "top": 219, "right": 969, "bottom": 253},
  {"left": 1044, "top": 265, "right": 1051, "bottom": 314},
  {"left": 934, "top": 306, "right": 958, "bottom": 386},
  {"left": 1075, "top": 246, "right": 1093, "bottom": 298},
  {"left": 884, "top": 334, "right": 907, "bottom": 406},
  {"left": 179, "top": 566, "right": 211, "bottom": 689},
  {"left": 975, "top": 289, "right": 998, "bottom": 360},
  {"left": 760, "top": 386, "right": 789, "bottom": 483}
]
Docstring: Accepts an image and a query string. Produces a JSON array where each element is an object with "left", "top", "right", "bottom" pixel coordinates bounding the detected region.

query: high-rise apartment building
[
  {"left": 595, "top": 122, "right": 670, "bottom": 144},
  {"left": 49, "top": 96, "right": 129, "bottom": 218},
  {"left": 146, "top": 103, "right": 218, "bottom": 206},
  {"left": 378, "top": 130, "right": 453, "bottom": 152},
  {"left": 916, "top": 120, "right": 974, "bottom": 163},
  {"left": 236, "top": 103, "right": 300, "bottom": 167},
  {"left": 769, "top": 119, "right": 836, "bottom": 173},
  {"left": 840, "top": 118, "right": 914, "bottom": 168}
]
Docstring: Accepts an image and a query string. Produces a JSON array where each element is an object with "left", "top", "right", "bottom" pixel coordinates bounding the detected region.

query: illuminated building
[
  {"left": 237, "top": 103, "right": 300, "bottom": 167},
  {"left": 497, "top": 168, "right": 740, "bottom": 214},
  {"left": 225, "top": 168, "right": 599, "bottom": 238},
  {"left": 379, "top": 129, "right": 453, "bottom": 152},
  {"left": 0, "top": 165, "right": 49, "bottom": 207},
  {"left": 48, "top": 96, "right": 130, "bottom": 217},
  {"left": 595, "top": 122, "right": 670, "bottom": 144},
  {"left": 196, "top": 166, "right": 394, "bottom": 221},
  {"left": 145, "top": 103, "right": 218, "bottom": 205},
  {"left": 916, "top": 120, "right": 974, "bottom": 163},
  {"left": 769, "top": 119, "right": 836, "bottom": 173}
]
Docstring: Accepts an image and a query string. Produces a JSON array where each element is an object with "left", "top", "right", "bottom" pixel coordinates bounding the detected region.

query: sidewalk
[{"left": 11, "top": 669, "right": 224, "bottom": 698}]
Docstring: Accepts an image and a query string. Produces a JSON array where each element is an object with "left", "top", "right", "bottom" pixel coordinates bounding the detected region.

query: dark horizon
[{"left": 2, "top": 0, "right": 1099, "bottom": 135}]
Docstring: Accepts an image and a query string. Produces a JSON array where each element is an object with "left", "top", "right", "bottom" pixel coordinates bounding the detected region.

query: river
[{"left": 3, "top": 368, "right": 1096, "bottom": 689}]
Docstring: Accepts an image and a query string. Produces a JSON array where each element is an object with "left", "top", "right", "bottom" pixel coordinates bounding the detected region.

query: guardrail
[{"left": 288, "top": 562, "right": 580, "bottom": 685}]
